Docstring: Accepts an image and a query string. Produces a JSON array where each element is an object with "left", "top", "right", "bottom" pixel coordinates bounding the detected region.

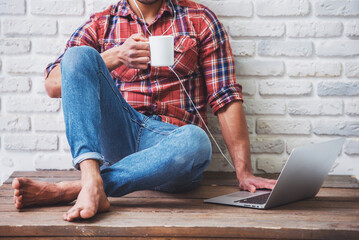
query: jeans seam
[
  {"left": 98, "top": 69, "right": 143, "bottom": 127},
  {"left": 141, "top": 125, "right": 174, "bottom": 135},
  {"left": 136, "top": 116, "right": 150, "bottom": 152}
]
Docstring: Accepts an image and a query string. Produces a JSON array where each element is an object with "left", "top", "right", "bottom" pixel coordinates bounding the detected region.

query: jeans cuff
[{"left": 72, "top": 152, "right": 105, "bottom": 170}]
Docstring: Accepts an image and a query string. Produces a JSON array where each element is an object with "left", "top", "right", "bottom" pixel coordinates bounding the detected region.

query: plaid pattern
[{"left": 45, "top": 0, "right": 243, "bottom": 128}]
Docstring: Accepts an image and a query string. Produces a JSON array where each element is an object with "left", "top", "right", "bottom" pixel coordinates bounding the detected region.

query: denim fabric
[{"left": 61, "top": 46, "right": 212, "bottom": 197}]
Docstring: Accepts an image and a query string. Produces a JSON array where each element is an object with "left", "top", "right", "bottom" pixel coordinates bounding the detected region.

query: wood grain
[{"left": 0, "top": 171, "right": 358, "bottom": 239}]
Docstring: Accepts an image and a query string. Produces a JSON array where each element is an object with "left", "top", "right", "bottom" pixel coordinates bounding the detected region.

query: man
[{"left": 12, "top": 0, "right": 276, "bottom": 221}]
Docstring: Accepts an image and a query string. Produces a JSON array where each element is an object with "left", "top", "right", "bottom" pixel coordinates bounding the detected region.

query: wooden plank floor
[{"left": 0, "top": 171, "right": 358, "bottom": 239}]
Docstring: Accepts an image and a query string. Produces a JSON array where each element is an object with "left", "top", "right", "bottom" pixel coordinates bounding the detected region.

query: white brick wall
[{"left": 0, "top": 0, "right": 359, "bottom": 184}]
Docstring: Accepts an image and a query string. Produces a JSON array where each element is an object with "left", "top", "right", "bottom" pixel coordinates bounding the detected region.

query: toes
[
  {"left": 12, "top": 178, "right": 20, "bottom": 189},
  {"left": 80, "top": 208, "right": 96, "bottom": 219},
  {"left": 65, "top": 207, "right": 82, "bottom": 221},
  {"left": 15, "top": 195, "right": 23, "bottom": 209},
  {"left": 14, "top": 188, "right": 21, "bottom": 197}
]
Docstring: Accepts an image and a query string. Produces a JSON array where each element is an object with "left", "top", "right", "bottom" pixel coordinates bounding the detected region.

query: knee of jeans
[
  {"left": 61, "top": 46, "right": 100, "bottom": 75},
  {"left": 180, "top": 125, "right": 212, "bottom": 163}
]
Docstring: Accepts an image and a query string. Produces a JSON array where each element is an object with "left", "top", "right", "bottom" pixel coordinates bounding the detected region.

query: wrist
[
  {"left": 101, "top": 46, "right": 123, "bottom": 71},
  {"left": 234, "top": 162, "right": 253, "bottom": 180}
]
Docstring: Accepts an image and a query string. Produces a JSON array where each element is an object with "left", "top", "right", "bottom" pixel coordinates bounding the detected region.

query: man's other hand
[
  {"left": 102, "top": 33, "right": 150, "bottom": 71},
  {"left": 237, "top": 172, "right": 277, "bottom": 193}
]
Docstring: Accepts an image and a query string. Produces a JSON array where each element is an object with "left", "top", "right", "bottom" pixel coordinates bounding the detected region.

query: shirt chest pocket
[{"left": 173, "top": 35, "right": 198, "bottom": 77}]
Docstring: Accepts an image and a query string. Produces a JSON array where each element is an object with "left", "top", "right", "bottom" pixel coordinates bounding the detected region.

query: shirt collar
[{"left": 115, "top": 0, "right": 175, "bottom": 18}]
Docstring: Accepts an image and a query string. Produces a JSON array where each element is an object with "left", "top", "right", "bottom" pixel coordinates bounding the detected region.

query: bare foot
[
  {"left": 63, "top": 177, "right": 110, "bottom": 221},
  {"left": 12, "top": 178, "right": 81, "bottom": 209}
]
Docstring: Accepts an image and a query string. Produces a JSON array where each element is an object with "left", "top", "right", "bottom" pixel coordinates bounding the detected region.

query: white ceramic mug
[{"left": 149, "top": 35, "right": 174, "bottom": 67}]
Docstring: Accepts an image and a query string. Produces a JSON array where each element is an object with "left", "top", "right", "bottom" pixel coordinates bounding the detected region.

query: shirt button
[{"left": 179, "top": 46, "right": 184, "bottom": 50}]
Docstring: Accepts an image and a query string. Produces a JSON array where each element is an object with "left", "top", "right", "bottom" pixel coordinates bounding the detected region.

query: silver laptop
[{"left": 204, "top": 138, "right": 345, "bottom": 209}]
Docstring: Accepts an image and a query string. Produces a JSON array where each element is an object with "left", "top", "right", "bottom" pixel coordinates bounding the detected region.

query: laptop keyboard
[{"left": 235, "top": 193, "right": 271, "bottom": 205}]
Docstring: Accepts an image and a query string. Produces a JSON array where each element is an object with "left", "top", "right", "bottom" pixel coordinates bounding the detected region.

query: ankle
[{"left": 56, "top": 181, "right": 81, "bottom": 202}]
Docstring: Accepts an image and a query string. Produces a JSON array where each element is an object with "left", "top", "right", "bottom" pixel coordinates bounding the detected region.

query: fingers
[
  {"left": 248, "top": 185, "right": 256, "bottom": 193},
  {"left": 238, "top": 176, "right": 277, "bottom": 192},
  {"left": 128, "top": 50, "right": 150, "bottom": 58},
  {"left": 134, "top": 41, "right": 150, "bottom": 51},
  {"left": 132, "top": 32, "right": 147, "bottom": 41}
]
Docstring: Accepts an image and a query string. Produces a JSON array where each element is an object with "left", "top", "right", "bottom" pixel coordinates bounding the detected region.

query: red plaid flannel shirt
[{"left": 45, "top": 0, "right": 243, "bottom": 128}]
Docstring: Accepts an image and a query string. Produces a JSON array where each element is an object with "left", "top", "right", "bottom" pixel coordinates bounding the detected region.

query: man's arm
[
  {"left": 217, "top": 101, "right": 276, "bottom": 192},
  {"left": 45, "top": 34, "right": 150, "bottom": 98}
]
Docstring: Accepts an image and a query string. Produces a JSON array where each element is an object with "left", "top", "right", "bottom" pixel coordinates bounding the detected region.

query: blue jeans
[{"left": 61, "top": 46, "right": 212, "bottom": 197}]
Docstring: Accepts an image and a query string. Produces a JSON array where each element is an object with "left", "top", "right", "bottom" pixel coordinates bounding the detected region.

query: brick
[
  {"left": 0, "top": 116, "right": 30, "bottom": 131},
  {"left": 286, "top": 139, "right": 321, "bottom": 154},
  {"left": 0, "top": 77, "right": 31, "bottom": 92},
  {"left": 236, "top": 60, "right": 284, "bottom": 76},
  {"left": 3, "top": 19, "right": 57, "bottom": 36},
  {"left": 246, "top": 117, "right": 255, "bottom": 135},
  {"left": 344, "top": 139, "right": 359, "bottom": 155},
  {"left": 33, "top": 77, "right": 47, "bottom": 94},
  {"left": 4, "top": 134, "right": 58, "bottom": 151},
  {"left": 207, "top": 116, "right": 221, "bottom": 135},
  {"left": 314, "top": 120, "right": 359, "bottom": 136},
  {"left": 259, "top": 80, "right": 312, "bottom": 96},
  {"left": 230, "top": 40, "right": 255, "bottom": 57},
  {"left": 315, "top": 0, "right": 359, "bottom": 17},
  {"left": 0, "top": 38, "right": 30, "bottom": 54},
  {"left": 32, "top": 38, "right": 67, "bottom": 55},
  {"left": 256, "top": 0, "right": 309, "bottom": 17},
  {"left": 31, "top": 0, "right": 84, "bottom": 16},
  {"left": 210, "top": 136, "right": 227, "bottom": 155},
  {"left": 317, "top": 41, "right": 359, "bottom": 57},
  {"left": 243, "top": 100, "right": 286, "bottom": 115},
  {"left": 206, "top": 153, "right": 235, "bottom": 172},
  {"left": 6, "top": 96, "right": 60, "bottom": 113},
  {"left": 87, "top": 0, "right": 117, "bottom": 14},
  {"left": 345, "top": 62, "right": 359, "bottom": 78},
  {"left": 287, "top": 62, "right": 341, "bottom": 77},
  {"left": 288, "top": 100, "right": 343, "bottom": 116},
  {"left": 6, "top": 57, "right": 51, "bottom": 74},
  {"left": 250, "top": 138, "right": 284, "bottom": 153},
  {"left": 240, "top": 80, "right": 256, "bottom": 96},
  {"left": 34, "top": 115, "right": 65, "bottom": 132},
  {"left": 1, "top": 157, "right": 14, "bottom": 168},
  {"left": 318, "top": 81, "right": 359, "bottom": 96},
  {"left": 256, "top": 119, "right": 311, "bottom": 135},
  {"left": 346, "top": 100, "right": 359, "bottom": 116},
  {"left": 61, "top": 136, "right": 71, "bottom": 152},
  {"left": 195, "top": 0, "right": 252, "bottom": 17},
  {"left": 345, "top": 21, "right": 359, "bottom": 37},
  {"left": 58, "top": 19, "right": 85, "bottom": 36},
  {"left": 0, "top": 0, "right": 25, "bottom": 15},
  {"left": 258, "top": 40, "right": 313, "bottom": 57},
  {"left": 256, "top": 158, "right": 286, "bottom": 173},
  {"left": 229, "top": 22, "right": 285, "bottom": 37},
  {"left": 34, "top": 154, "right": 73, "bottom": 170},
  {"left": 287, "top": 22, "right": 343, "bottom": 37}
]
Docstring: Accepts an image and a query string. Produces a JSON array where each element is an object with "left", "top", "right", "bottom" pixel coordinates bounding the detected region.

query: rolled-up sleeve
[
  {"left": 198, "top": 8, "right": 243, "bottom": 114},
  {"left": 44, "top": 14, "right": 100, "bottom": 78}
]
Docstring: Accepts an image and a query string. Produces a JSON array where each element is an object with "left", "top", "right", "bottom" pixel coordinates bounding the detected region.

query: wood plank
[
  {"left": 4, "top": 171, "right": 359, "bottom": 189},
  {"left": 0, "top": 211, "right": 358, "bottom": 239},
  {"left": 202, "top": 172, "right": 359, "bottom": 188},
  {"left": 1, "top": 197, "right": 359, "bottom": 212},
  {"left": 1, "top": 171, "right": 358, "bottom": 240},
  {"left": 1, "top": 184, "right": 358, "bottom": 200},
  {"left": 0, "top": 237, "right": 301, "bottom": 240}
]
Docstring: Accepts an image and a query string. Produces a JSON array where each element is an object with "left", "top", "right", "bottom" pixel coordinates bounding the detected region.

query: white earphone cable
[
  {"left": 133, "top": 0, "right": 235, "bottom": 169},
  {"left": 169, "top": 67, "right": 235, "bottom": 170},
  {"left": 133, "top": 0, "right": 176, "bottom": 36}
]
